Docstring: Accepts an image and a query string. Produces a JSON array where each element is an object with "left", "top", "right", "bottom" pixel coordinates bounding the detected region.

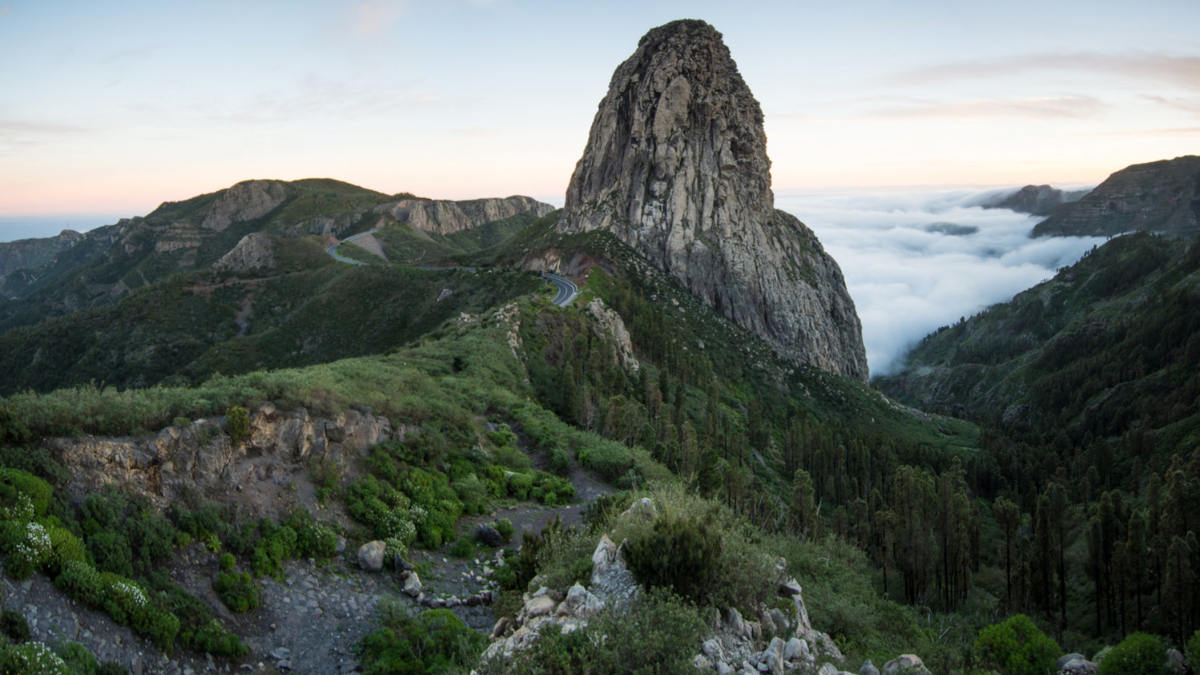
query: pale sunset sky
[{"left": 1, "top": 0, "right": 1198, "bottom": 231}]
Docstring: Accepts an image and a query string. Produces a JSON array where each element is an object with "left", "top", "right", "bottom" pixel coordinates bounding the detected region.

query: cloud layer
[{"left": 776, "top": 189, "right": 1106, "bottom": 376}]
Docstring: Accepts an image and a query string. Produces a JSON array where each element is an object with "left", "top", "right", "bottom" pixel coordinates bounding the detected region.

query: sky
[{"left": 1, "top": 0, "right": 1198, "bottom": 226}]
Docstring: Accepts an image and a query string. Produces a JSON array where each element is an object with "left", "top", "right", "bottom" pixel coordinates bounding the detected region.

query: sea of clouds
[{"left": 775, "top": 188, "right": 1107, "bottom": 377}]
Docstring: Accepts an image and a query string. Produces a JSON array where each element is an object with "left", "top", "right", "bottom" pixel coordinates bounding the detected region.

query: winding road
[
  {"left": 324, "top": 230, "right": 577, "bottom": 307},
  {"left": 542, "top": 272, "right": 578, "bottom": 307},
  {"left": 324, "top": 229, "right": 381, "bottom": 265}
]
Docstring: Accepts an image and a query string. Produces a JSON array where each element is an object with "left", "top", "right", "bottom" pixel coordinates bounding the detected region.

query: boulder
[
  {"left": 784, "top": 637, "right": 809, "bottom": 662},
  {"left": 859, "top": 659, "right": 880, "bottom": 675},
  {"left": 357, "top": 541, "right": 386, "bottom": 572},
  {"left": 475, "top": 524, "right": 503, "bottom": 548},
  {"left": 1057, "top": 656, "right": 1097, "bottom": 675},
  {"left": 402, "top": 571, "right": 422, "bottom": 597},
  {"left": 882, "top": 654, "right": 931, "bottom": 675},
  {"left": 557, "top": 582, "right": 605, "bottom": 618}
]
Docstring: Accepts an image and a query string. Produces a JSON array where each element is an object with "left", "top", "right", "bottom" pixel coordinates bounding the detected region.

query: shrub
[
  {"left": 55, "top": 642, "right": 100, "bottom": 675},
  {"left": 252, "top": 523, "right": 298, "bottom": 579},
  {"left": 360, "top": 605, "right": 485, "bottom": 674},
  {"left": 973, "top": 614, "right": 1060, "bottom": 675},
  {"left": 493, "top": 518, "right": 514, "bottom": 543},
  {"left": 0, "top": 609, "right": 30, "bottom": 643},
  {"left": 450, "top": 537, "right": 474, "bottom": 558},
  {"left": 46, "top": 526, "right": 87, "bottom": 576},
  {"left": 0, "top": 404, "right": 31, "bottom": 446},
  {"left": 0, "top": 468, "right": 52, "bottom": 518},
  {"left": 547, "top": 447, "right": 571, "bottom": 476},
  {"left": 0, "top": 641, "right": 70, "bottom": 674},
  {"left": 225, "top": 405, "right": 251, "bottom": 444},
  {"left": 3, "top": 521, "right": 52, "bottom": 579},
  {"left": 285, "top": 510, "right": 339, "bottom": 558},
  {"left": 1187, "top": 629, "right": 1200, "bottom": 675},
  {"left": 86, "top": 530, "right": 133, "bottom": 577},
  {"left": 624, "top": 513, "right": 722, "bottom": 606},
  {"left": 1098, "top": 632, "right": 1171, "bottom": 675},
  {"left": 214, "top": 570, "right": 261, "bottom": 612}
]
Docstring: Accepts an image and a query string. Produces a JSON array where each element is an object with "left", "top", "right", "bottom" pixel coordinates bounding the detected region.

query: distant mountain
[
  {"left": 877, "top": 232, "right": 1200, "bottom": 450},
  {"left": 1032, "top": 155, "right": 1200, "bottom": 238},
  {"left": 556, "top": 19, "right": 867, "bottom": 381},
  {"left": 0, "top": 179, "right": 551, "bottom": 329},
  {"left": 980, "top": 184, "right": 1089, "bottom": 216}
]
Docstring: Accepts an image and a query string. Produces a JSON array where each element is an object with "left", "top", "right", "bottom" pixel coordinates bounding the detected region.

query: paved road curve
[
  {"left": 543, "top": 272, "right": 578, "bottom": 307},
  {"left": 324, "top": 229, "right": 381, "bottom": 266}
]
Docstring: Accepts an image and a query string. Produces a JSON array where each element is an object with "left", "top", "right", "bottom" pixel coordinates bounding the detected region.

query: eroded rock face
[
  {"left": 199, "top": 179, "right": 288, "bottom": 231},
  {"left": 214, "top": 231, "right": 275, "bottom": 274},
  {"left": 377, "top": 196, "right": 554, "bottom": 235},
  {"left": 559, "top": 19, "right": 867, "bottom": 380},
  {"left": 47, "top": 403, "right": 402, "bottom": 508}
]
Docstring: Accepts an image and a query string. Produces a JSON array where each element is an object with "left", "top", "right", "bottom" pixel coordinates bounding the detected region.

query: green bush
[
  {"left": 86, "top": 530, "right": 133, "bottom": 577},
  {"left": 576, "top": 439, "right": 633, "bottom": 482},
  {"left": 493, "top": 518, "right": 514, "bottom": 543},
  {"left": 0, "top": 468, "right": 52, "bottom": 518},
  {"left": 0, "top": 609, "right": 29, "bottom": 643},
  {"left": 450, "top": 537, "right": 475, "bottom": 558},
  {"left": 147, "top": 572, "right": 247, "bottom": 658},
  {"left": 973, "top": 614, "right": 1060, "bottom": 675},
  {"left": 0, "top": 641, "right": 70, "bottom": 674},
  {"left": 46, "top": 526, "right": 87, "bottom": 576},
  {"left": 0, "top": 404, "right": 31, "bottom": 446},
  {"left": 285, "top": 509, "right": 339, "bottom": 558},
  {"left": 55, "top": 642, "right": 100, "bottom": 675},
  {"left": 1098, "top": 632, "right": 1171, "bottom": 675},
  {"left": 252, "top": 523, "right": 298, "bottom": 578},
  {"left": 225, "top": 405, "right": 251, "bottom": 444},
  {"left": 214, "top": 570, "right": 261, "bottom": 612},
  {"left": 1187, "top": 629, "right": 1200, "bottom": 675},
  {"left": 360, "top": 605, "right": 485, "bottom": 674},
  {"left": 624, "top": 513, "right": 722, "bottom": 606},
  {"left": 2, "top": 521, "right": 52, "bottom": 579}
]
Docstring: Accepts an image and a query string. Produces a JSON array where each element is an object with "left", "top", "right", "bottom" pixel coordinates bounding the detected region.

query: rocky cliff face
[
  {"left": 981, "top": 184, "right": 1088, "bottom": 216},
  {"left": 378, "top": 196, "right": 554, "bottom": 235},
  {"left": 48, "top": 403, "right": 402, "bottom": 512},
  {"left": 557, "top": 19, "right": 867, "bottom": 380},
  {"left": 213, "top": 231, "right": 276, "bottom": 274},
  {"left": 198, "top": 179, "right": 289, "bottom": 231},
  {"left": 1032, "top": 156, "right": 1200, "bottom": 238}
]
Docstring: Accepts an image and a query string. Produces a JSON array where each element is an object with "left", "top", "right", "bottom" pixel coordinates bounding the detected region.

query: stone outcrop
[
  {"left": 47, "top": 402, "right": 403, "bottom": 509},
  {"left": 376, "top": 196, "right": 554, "bottom": 235},
  {"left": 213, "top": 231, "right": 275, "bottom": 274},
  {"left": 199, "top": 179, "right": 288, "bottom": 231},
  {"left": 557, "top": 19, "right": 867, "bottom": 380},
  {"left": 1033, "top": 156, "right": 1200, "bottom": 238},
  {"left": 882, "top": 654, "right": 932, "bottom": 675},
  {"left": 980, "top": 184, "right": 1088, "bottom": 216},
  {"left": 586, "top": 298, "right": 639, "bottom": 372}
]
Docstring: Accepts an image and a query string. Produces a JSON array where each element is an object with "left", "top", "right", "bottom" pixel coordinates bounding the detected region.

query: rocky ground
[{"left": 1, "top": 465, "right": 613, "bottom": 674}]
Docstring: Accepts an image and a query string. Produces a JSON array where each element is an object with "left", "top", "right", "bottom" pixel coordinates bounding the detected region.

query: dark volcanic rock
[
  {"left": 558, "top": 19, "right": 867, "bottom": 380},
  {"left": 1032, "top": 156, "right": 1200, "bottom": 238}
]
